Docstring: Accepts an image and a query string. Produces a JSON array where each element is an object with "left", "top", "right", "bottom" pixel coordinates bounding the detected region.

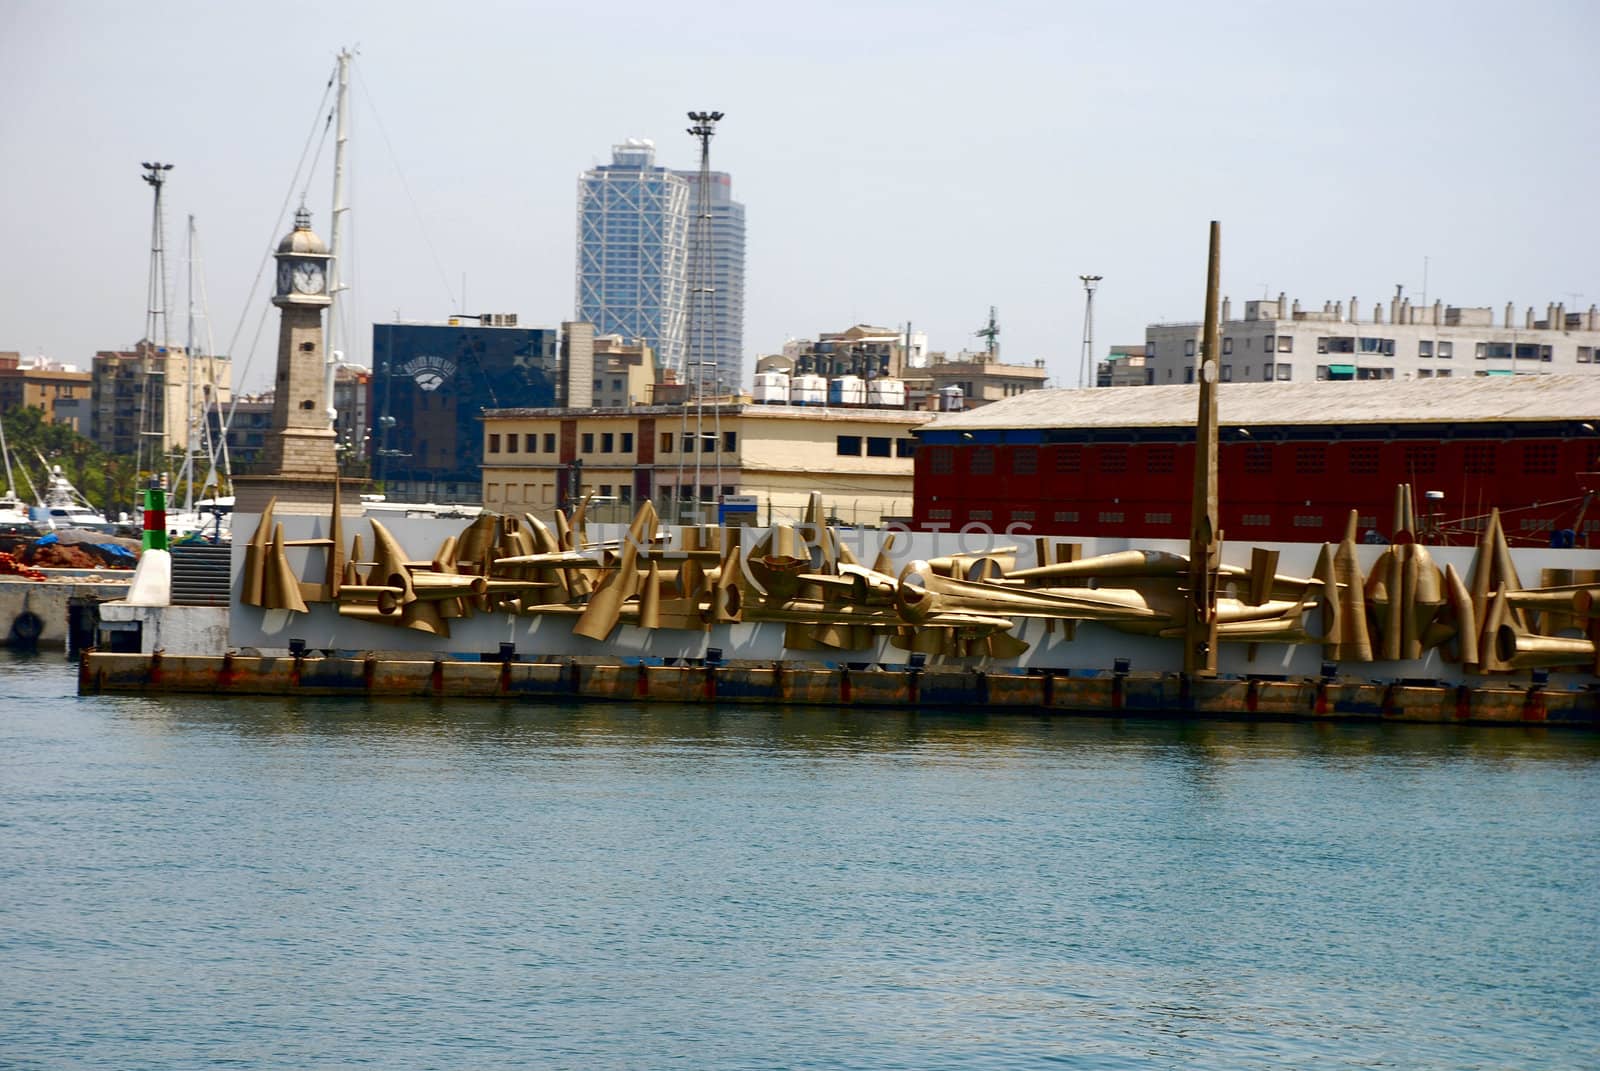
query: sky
[{"left": 1, "top": 0, "right": 1596, "bottom": 396}]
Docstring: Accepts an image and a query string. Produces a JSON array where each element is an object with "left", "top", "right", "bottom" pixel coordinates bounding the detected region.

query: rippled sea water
[{"left": 2, "top": 650, "right": 1597, "bottom": 1070}]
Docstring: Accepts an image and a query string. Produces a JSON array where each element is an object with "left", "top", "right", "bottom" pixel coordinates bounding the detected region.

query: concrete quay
[
  {"left": 78, "top": 652, "right": 1599, "bottom": 727},
  {"left": 0, "top": 573, "right": 130, "bottom": 650}
]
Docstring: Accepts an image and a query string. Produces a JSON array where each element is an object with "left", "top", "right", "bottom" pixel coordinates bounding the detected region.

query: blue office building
[{"left": 370, "top": 321, "right": 559, "bottom": 501}]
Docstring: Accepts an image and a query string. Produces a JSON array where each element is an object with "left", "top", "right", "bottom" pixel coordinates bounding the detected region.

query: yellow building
[
  {"left": 0, "top": 353, "right": 92, "bottom": 432},
  {"left": 481, "top": 403, "right": 931, "bottom": 526}
]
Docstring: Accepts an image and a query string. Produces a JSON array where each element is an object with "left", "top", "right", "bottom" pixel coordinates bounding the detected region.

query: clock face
[
  {"left": 292, "top": 261, "right": 325, "bottom": 295},
  {"left": 276, "top": 261, "right": 292, "bottom": 295}
]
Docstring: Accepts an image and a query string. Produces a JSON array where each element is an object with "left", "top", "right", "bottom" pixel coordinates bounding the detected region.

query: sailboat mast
[
  {"left": 324, "top": 48, "right": 352, "bottom": 429},
  {"left": 183, "top": 214, "right": 197, "bottom": 514},
  {"left": 0, "top": 416, "right": 16, "bottom": 500}
]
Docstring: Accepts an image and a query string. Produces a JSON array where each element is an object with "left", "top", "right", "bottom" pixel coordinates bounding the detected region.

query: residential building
[
  {"left": 590, "top": 335, "right": 656, "bottom": 409},
  {"left": 0, "top": 353, "right": 93, "bottom": 434},
  {"left": 912, "top": 377, "right": 1600, "bottom": 547},
  {"left": 1095, "top": 345, "right": 1152, "bottom": 387},
  {"left": 673, "top": 168, "right": 746, "bottom": 393},
  {"left": 214, "top": 396, "right": 274, "bottom": 472},
  {"left": 1144, "top": 295, "right": 1600, "bottom": 387},
  {"left": 481, "top": 403, "right": 933, "bottom": 527},
  {"left": 916, "top": 350, "right": 1050, "bottom": 408},
  {"left": 90, "top": 341, "right": 232, "bottom": 464},
  {"left": 575, "top": 140, "right": 691, "bottom": 380}
]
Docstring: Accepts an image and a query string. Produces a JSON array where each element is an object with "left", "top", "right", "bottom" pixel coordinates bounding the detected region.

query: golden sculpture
[{"left": 238, "top": 485, "right": 1599, "bottom": 675}]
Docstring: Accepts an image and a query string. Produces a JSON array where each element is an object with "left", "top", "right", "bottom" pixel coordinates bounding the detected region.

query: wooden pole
[{"left": 1185, "top": 221, "right": 1223, "bottom": 676}]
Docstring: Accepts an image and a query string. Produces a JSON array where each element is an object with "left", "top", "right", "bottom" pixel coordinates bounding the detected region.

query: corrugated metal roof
[{"left": 923, "top": 376, "right": 1600, "bottom": 431}]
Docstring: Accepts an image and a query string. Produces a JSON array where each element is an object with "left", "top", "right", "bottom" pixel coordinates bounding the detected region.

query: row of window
[
  {"left": 485, "top": 430, "right": 741, "bottom": 456},
  {"left": 1170, "top": 335, "right": 1590, "bottom": 362},
  {"left": 836, "top": 436, "right": 917, "bottom": 458},
  {"left": 927, "top": 442, "right": 1566, "bottom": 477}
]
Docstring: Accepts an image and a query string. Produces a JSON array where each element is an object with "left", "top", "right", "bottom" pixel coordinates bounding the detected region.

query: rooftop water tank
[
  {"left": 828, "top": 375, "right": 866, "bottom": 406},
  {"left": 868, "top": 378, "right": 905, "bottom": 408},
  {"left": 791, "top": 374, "right": 827, "bottom": 406},
  {"left": 752, "top": 370, "right": 790, "bottom": 404}
]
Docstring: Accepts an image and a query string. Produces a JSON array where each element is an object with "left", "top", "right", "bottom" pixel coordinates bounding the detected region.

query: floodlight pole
[
  {"left": 686, "top": 109, "right": 724, "bottom": 523},
  {"left": 1078, "top": 274, "right": 1102, "bottom": 388}
]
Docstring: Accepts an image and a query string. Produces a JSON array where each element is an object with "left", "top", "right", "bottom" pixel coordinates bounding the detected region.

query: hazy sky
[{"left": 2, "top": 0, "right": 1596, "bottom": 395}]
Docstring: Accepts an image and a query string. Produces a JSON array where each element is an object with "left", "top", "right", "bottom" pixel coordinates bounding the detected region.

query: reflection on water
[{"left": 3, "top": 651, "right": 1598, "bottom": 1071}]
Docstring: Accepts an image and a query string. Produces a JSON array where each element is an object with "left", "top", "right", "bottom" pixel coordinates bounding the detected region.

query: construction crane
[{"left": 975, "top": 306, "right": 999, "bottom": 360}]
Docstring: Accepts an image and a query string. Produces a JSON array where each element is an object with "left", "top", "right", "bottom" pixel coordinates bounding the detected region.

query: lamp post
[{"left": 1078, "top": 274, "right": 1102, "bottom": 388}]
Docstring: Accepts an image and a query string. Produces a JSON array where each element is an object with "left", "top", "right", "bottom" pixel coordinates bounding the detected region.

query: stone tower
[
  {"left": 264, "top": 207, "right": 337, "bottom": 475},
  {"left": 233, "top": 208, "right": 357, "bottom": 514}
]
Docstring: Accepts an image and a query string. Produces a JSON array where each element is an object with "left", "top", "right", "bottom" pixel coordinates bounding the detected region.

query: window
[
  {"left": 1264, "top": 335, "right": 1275, "bottom": 352},
  {"left": 682, "top": 434, "right": 694, "bottom": 453},
  {"left": 1523, "top": 443, "right": 1558, "bottom": 475},
  {"left": 581, "top": 432, "right": 594, "bottom": 453},
  {"left": 1184, "top": 339, "right": 1197, "bottom": 357},
  {"left": 927, "top": 508, "right": 953, "bottom": 521},
  {"left": 1053, "top": 511, "right": 1078, "bottom": 523},
  {"left": 1436, "top": 369, "right": 1452, "bottom": 378},
  {"left": 525, "top": 434, "right": 537, "bottom": 452},
  {"left": 488, "top": 433, "right": 501, "bottom": 453},
  {"left": 1098, "top": 511, "right": 1124, "bottom": 524},
  {"left": 969, "top": 510, "right": 993, "bottom": 522},
  {"left": 1242, "top": 514, "right": 1271, "bottom": 527},
  {"left": 1419, "top": 340, "right": 1433, "bottom": 358},
  {"left": 1011, "top": 509, "right": 1035, "bottom": 523},
  {"left": 1184, "top": 367, "right": 1195, "bottom": 384},
  {"left": 1221, "top": 364, "right": 1232, "bottom": 382},
  {"left": 896, "top": 439, "right": 917, "bottom": 457},
  {"left": 620, "top": 432, "right": 634, "bottom": 453},
  {"left": 969, "top": 446, "right": 995, "bottom": 475},
  {"left": 723, "top": 431, "right": 737, "bottom": 452},
  {"left": 1098, "top": 447, "right": 1128, "bottom": 474},
  {"left": 1418, "top": 369, "right": 1433, "bottom": 379},
  {"left": 660, "top": 433, "right": 673, "bottom": 454},
  {"left": 1244, "top": 445, "right": 1271, "bottom": 474},
  {"left": 1541, "top": 345, "right": 1553, "bottom": 363},
  {"left": 612, "top": 378, "right": 623, "bottom": 391},
  {"left": 930, "top": 447, "right": 954, "bottom": 474},
  {"left": 1223, "top": 337, "right": 1234, "bottom": 355},
  {"left": 700, "top": 434, "right": 717, "bottom": 453},
  {"left": 1358, "top": 337, "right": 1394, "bottom": 355},
  {"left": 1276, "top": 364, "right": 1293, "bottom": 381},
  {"left": 1055, "top": 446, "right": 1082, "bottom": 473},
  {"left": 619, "top": 486, "right": 632, "bottom": 504},
  {"left": 1295, "top": 446, "right": 1325, "bottom": 475},
  {"left": 598, "top": 484, "right": 612, "bottom": 498},
  {"left": 1348, "top": 444, "right": 1379, "bottom": 474},
  {"left": 1437, "top": 341, "right": 1452, "bottom": 359},
  {"left": 1293, "top": 515, "right": 1323, "bottom": 528},
  {"left": 1146, "top": 445, "right": 1174, "bottom": 474},
  {"left": 601, "top": 432, "right": 614, "bottom": 453},
  {"left": 1324, "top": 337, "right": 1355, "bottom": 354},
  {"left": 1580, "top": 346, "right": 1594, "bottom": 363},
  {"left": 1477, "top": 342, "right": 1511, "bottom": 359},
  {"left": 866, "top": 436, "right": 892, "bottom": 458},
  {"left": 1011, "top": 447, "right": 1038, "bottom": 475},
  {"left": 507, "top": 434, "right": 519, "bottom": 453},
  {"left": 1278, "top": 336, "right": 1293, "bottom": 353},
  {"left": 544, "top": 433, "right": 556, "bottom": 452},
  {"left": 1403, "top": 444, "right": 1437, "bottom": 475},
  {"left": 1514, "top": 343, "right": 1539, "bottom": 361},
  {"left": 836, "top": 435, "right": 862, "bottom": 456},
  {"left": 592, "top": 379, "right": 602, "bottom": 392},
  {"left": 1464, "top": 443, "right": 1496, "bottom": 475},
  {"left": 1262, "top": 363, "right": 1274, "bottom": 381},
  {"left": 1145, "top": 512, "right": 1172, "bottom": 525}
]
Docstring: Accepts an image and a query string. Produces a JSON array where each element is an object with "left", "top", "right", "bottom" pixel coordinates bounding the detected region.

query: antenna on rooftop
[{"left": 975, "top": 306, "right": 1000, "bottom": 361}]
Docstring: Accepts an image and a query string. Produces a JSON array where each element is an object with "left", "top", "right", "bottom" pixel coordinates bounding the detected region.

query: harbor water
[{"left": 3, "top": 651, "right": 1597, "bottom": 1069}]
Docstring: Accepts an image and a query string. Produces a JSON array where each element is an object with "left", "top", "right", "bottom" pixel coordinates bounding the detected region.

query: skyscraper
[
  {"left": 675, "top": 168, "right": 747, "bottom": 393},
  {"left": 575, "top": 140, "right": 691, "bottom": 379}
]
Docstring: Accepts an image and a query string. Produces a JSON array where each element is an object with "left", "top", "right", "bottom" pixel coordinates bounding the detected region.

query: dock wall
[{"left": 79, "top": 652, "right": 1599, "bottom": 727}]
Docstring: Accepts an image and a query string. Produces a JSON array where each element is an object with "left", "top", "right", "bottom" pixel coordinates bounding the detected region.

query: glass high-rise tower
[
  {"left": 675, "top": 169, "right": 747, "bottom": 394},
  {"left": 575, "top": 140, "right": 691, "bottom": 378}
]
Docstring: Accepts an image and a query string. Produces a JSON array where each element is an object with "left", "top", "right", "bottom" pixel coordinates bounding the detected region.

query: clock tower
[{"left": 234, "top": 207, "right": 356, "bottom": 514}]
